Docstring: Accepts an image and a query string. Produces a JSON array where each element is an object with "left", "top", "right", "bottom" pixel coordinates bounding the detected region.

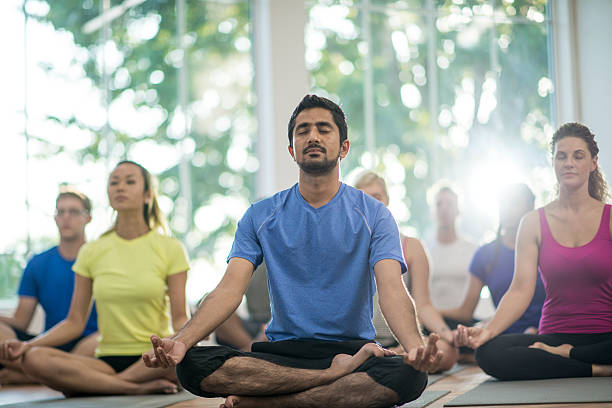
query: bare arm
[
  {"left": 376, "top": 258, "right": 443, "bottom": 372},
  {"left": 167, "top": 271, "right": 189, "bottom": 333},
  {"left": 27, "top": 274, "right": 93, "bottom": 348},
  {"left": 173, "top": 257, "right": 254, "bottom": 349},
  {"left": 144, "top": 257, "right": 255, "bottom": 368},
  {"left": 375, "top": 259, "right": 423, "bottom": 351},
  {"left": 0, "top": 296, "right": 37, "bottom": 332},
  {"left": 455, "top": 211, "right": 541, "bottom": 348},
  {"left": 440, "top": 275, "right": 483, "bottom": 324},
  {"left": 215, "top": 312, "right": 256, "bottom": 351},
  {"left": 406, "top": 238, "right": 454, "bottom": 343},
  {"left": 485, "top": 211, "right": 540, "bottom": 336}
]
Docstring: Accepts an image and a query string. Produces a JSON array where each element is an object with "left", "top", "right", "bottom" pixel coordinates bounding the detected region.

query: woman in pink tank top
[{"left": 455, "top": 123, "right": 612, "bottom": 380}]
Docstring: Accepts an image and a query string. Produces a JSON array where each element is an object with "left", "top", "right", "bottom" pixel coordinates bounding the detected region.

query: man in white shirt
[{"left": 425, "top": 185, "right": 477, "bottom": 311}]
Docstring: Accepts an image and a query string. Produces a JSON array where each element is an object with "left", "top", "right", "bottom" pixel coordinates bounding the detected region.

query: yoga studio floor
[{"left": 1, "top": 365, "right": 611, "bottom": 407}]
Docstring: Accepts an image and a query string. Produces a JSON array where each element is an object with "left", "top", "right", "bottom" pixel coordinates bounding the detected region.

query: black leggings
[{"left": 475, "top": 332, "right": 612, "bottom": 380}]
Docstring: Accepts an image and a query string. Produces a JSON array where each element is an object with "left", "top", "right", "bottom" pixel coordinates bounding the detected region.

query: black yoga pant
[
  {"left": 176, "top": 339, "right": 427, "bottom": 405},
  {"left": 475, "top": 332, "right": 612, "bottom": 380},
  {"left": 98, "top": 355, "right": 141, "bottom": 373}
]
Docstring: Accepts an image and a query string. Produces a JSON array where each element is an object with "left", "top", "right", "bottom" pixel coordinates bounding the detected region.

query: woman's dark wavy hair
[{"left": 552, "top": 122, "right": 609, "bottom": 202}]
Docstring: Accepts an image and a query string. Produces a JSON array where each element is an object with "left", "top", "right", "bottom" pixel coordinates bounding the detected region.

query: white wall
[
  {"left": 553, "top": 0, "right": 612, "bottom": 191},
  {"left": 258, "top": 0, "right": 612, "bottom": 197},
  {"left": 575, "top": 0, "right": 612, "bottom": 188},
  {"left": 254, "top": 0, "right": 309, "bottom": 197}
]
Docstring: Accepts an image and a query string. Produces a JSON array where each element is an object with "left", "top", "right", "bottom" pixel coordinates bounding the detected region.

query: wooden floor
[{"left": 1, "top": 365, "right": 611, "bottom": 407}]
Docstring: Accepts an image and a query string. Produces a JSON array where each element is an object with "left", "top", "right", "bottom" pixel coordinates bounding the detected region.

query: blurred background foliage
[
  {"left": 308, "top": 0, "right": 552, "bottom": 237},
  {"left": 2, "top": 0, "right": 552, "bottom": 302}
]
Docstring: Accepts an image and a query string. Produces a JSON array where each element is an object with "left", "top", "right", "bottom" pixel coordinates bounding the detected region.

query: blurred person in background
[
  {"left": 355, "top": 171, "right": 459, "bottom": 372},
  {"left": 441, "top": 183, "right": 545, "bottom": 335},
  {"left": 1, "top": 161, "right": 190, "bottom": 395},
  {"left": 425, "top": 184, "right": 478, "bottom": 322},
  {"left": 0, "top": 188, "right": 98, "bottom": 385}
]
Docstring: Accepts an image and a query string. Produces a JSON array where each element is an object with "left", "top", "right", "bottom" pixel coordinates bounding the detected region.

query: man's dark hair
[{"left": 287, "top": 94, "right": 348, "bottom": 148}]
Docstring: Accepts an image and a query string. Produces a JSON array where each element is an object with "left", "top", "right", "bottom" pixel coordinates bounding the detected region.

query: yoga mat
[
  {"left": 0, "top": 390, "right": 196, "bottom": 408},
  {"left": 428, "top": 364, "right": 468, "bottom": 385},
  {"left": 399, "top": 390, "right": 450, "bottom": 408},
  {"left": 445, "top": 377, "right": 612, "bottom": 406}
]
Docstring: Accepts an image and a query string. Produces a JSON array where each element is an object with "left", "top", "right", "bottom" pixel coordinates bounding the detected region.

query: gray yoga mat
[
  {"left": 0, "top": 390, "right": 196, "bottom": 408},
  {"left": 428, "top": 364, "right": 468, "bottom": 385},
  {"left": 444, "top": 377, "right": 612, "bottom": 406},
  {"left": 399, "top": 390, "right": 450, "bottom": 408}
]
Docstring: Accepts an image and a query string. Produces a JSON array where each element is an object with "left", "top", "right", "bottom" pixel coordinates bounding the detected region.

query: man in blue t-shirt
[
  {"left": 144, "top": 95, "right": 442, "bottom": 407},
  {"left": 0, "top": 189, "right": 98, "bottom": 385}
]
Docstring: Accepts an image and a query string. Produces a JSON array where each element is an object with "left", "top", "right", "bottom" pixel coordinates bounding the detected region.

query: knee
[
  {"left": 398, "top": 365, "right": 428, "bottom": 403},
  {"left": 21, "top": 347, "right": 51, "bottom": 377},
  {"left": 177, "top": 346, "right": 237, "bottom": 397},
  {"left": 475, "top": 338, "right": 509, "bottom": 379},
  {"left": 0, "top": 322, "right": 17, "bottom": 340},
  {"left": 435, "top": 340, "right": 459, "bottom": 373},
  {"left": 367, "top": 357, "right": 428, "bottom": 404},
  {"left": 176, "top": 348, "right": 201, "bottom": 394}
]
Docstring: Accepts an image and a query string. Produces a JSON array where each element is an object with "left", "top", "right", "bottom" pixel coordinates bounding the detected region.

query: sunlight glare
[{"left": 466, "top": 153, "right": 527, "bottom": 223}]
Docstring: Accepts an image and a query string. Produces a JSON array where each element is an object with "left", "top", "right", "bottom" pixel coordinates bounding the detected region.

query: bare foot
[
  {"left": 220, "top": 395, "right": 240, "bottom": 407},
  {"left": 64, "top": 379, "right": 179, "bottom": 397},
  {"left": 528, "top": 342, "right": 573, "bottom": 358},
  {"left": 0, "top": 368, "right": 36, "bottom": 385},
  {"left": 329, "top": 343, "right": 394, "bottom": 376},
  {"left": 138, "top": 378, "right": 178, "bottom": 394},
  {"left": 592, "top": 365, "right": 612, "bottom": 377}
]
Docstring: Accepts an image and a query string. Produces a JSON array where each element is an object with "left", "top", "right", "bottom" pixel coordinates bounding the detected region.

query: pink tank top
[{"left": 538, "top": 204, "right": 612, "bottom": 334}]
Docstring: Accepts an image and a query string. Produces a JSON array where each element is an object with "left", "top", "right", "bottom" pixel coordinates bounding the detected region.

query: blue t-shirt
[
  {"left": 228, "top": 183, "right": 407, "bottom": 342},
  {"left": 18, "top": 246, "right": 98, "bottom": 336},
  {"left": 469, "top": 241, "right": 546, "bottom": 333}
]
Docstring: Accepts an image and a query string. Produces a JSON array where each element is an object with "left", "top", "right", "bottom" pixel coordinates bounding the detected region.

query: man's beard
[{"left": 297, "top": 146, "right": 340, "bottom": 175}]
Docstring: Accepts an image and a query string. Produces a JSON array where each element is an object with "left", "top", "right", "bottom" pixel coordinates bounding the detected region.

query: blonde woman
[
  {"left": 1, "top": 161, "right": 190, "bottom": 395},
  {"left": 355, "top": 172, "right": 459, "bottom": 372}
]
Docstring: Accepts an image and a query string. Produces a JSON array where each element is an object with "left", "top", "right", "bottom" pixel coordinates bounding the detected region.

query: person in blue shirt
[
  {"left": 440, "top": 183, "right": 546, "bottom": 334},
  {"left": 0, "top": 189, "right": 98, "bottom": 385},
  {"left": 143, "top": 95, "right": 443, "bottom": 408}
]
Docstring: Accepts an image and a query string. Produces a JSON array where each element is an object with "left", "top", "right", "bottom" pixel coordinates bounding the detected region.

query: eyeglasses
[{"left": 55, "top": 209, "right": 89, "bottom": 217}]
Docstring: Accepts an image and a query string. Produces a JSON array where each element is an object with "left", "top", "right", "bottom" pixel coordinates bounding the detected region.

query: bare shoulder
[
  {"left": 403, "top": 236, "right": 425, "bottom": 252},
  {"left": 402, "top": 236, "right": 427, "bottom": 262},
  {"left": 522, "top": 208, "right": 541, "bottom": 225},
  {"left": 518, "top": 209, "right": 542, "bottom": 244},
  {"left": 608, "top": 202, "right": 612, "bottom": 232}
]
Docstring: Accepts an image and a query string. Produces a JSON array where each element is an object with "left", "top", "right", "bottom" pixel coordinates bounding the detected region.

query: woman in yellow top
[
  {"left": 0, "top": 161, "right": 189, "bottom": 395},
  {"left": 355, "top": 172, "right": 459, "bottom": 372}
]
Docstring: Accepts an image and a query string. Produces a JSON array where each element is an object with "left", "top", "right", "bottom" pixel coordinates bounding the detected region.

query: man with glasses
[{"left": 0, "top": 188, "right": 98, "bottom": 385}]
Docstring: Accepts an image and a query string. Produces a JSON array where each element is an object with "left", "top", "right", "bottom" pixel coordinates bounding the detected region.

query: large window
[
  {"left": 307, "top": 0, "right": 554, "bottom": 240},
  {"left": 1, "top": 0, "right": 255, "bottom": 303},
  {"left": 1, "top": 0, "right": 555, "bottom": 306}
]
